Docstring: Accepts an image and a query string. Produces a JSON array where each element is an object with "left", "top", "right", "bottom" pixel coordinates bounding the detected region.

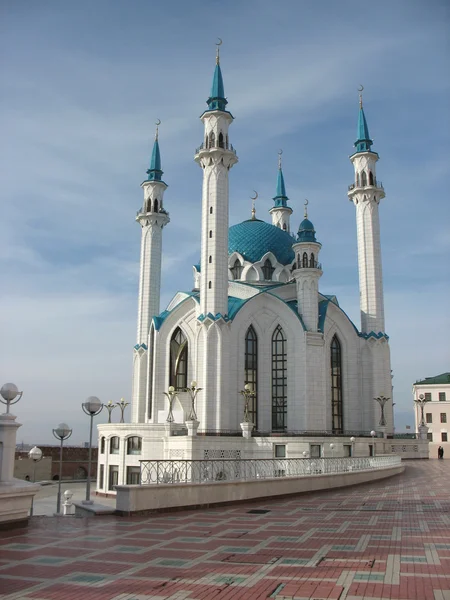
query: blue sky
[{"left": 1, "top": 0, "right": 449, "bottom": 444}]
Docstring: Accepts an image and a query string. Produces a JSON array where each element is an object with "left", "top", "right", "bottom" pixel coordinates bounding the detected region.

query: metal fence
[{"left": 140, "top": 455, "right": 401, "bottom": 485}]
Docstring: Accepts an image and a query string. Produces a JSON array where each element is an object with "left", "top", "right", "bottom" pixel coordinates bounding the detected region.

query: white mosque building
[{"left": 96, "top": 49, "right": 394, "bottom": 492}]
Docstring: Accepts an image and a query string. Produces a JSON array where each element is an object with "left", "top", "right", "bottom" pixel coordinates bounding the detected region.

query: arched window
[
  {"left": 127, "top": 436, "right": 142, "bottom": 455},
  {"left": 205, "top": 135, "right": 209, "bottom": 149},
  {"left": 209, "top": 230, "right": 212, "bottom": 238},
  {"left": 110, "top": 436, "right": 120, "bottom": 454},
  {"left": 356, "top": 173, "right": 360, "bottom": 187},
  {"left": 209, "top": 131, "right": 215, "bottom": 148},
  {"left": 272, "top": 325, "right": 287, "bottom": 431},
  {"left": 330, "top": 335, "right": 343, "bottom": 433},
  {"left": 230, "top": 259, "right": 243, "bottom": 280},
  {"left": 210, "top": 206, "right": 213, "bottom": 214},
  {"left": 282, "top": 223, "right": 287, "bottom": 231},
  {"left": 218, "top": 132, "right": 224, "bottom": 148},
  {"left": 100, "top": 437, "right": 105, "bottom": 454},
  {"left": 226, "top": 134, "right": 229, "bottom": 149},
  {"left": 361, "top": 171, "right": 367, "bottom": 186},
  {"left": 169, "top": 327, "right": 188, "bottom": 390},
  {"left": 310, "top": 253, "right": 315, "bottom": 268},
  {"left": 208, "top": 281, "right": 212, "bottom": 289},
  {"left": 369, "top": 171, "right": 374, "bottom": 186},
  {"left": 153, "top": 199, "right": 158, "bottom": 212},
  {"left": 262, "top": 259, "right": 275, "bottom": 280},
  {"left": 302, "top": 252, "right": 308, "bottom": 268},
  {"left": 209, "top": 255, "right": 212, "bottom": 263},
  {"left": 245, "top": 326, "right": 258, "bottom": 427}
]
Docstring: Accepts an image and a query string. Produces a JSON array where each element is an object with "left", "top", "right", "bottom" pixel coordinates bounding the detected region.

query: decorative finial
[
  {"left": 250, "top": 190, "right": 258, "bottom": 219},
  {"left": 278, "top": 148, "right": 283, "bottom": 170},
  {"left": 155, "top": 118, "right": 161, "bottom": 140},
  {"left": 304, "top": 199, "right": 309, "bottom": 218},
  {"left": 358, "top": 84, "right": 364, "bottom": 109},
  {"left": 216, "top": 38, "right": 222, "bottom": 65}
]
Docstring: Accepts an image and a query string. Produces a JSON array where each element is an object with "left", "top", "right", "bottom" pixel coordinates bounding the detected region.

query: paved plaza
[{"left": 0, "top": 460, "right": 449, "bottom": 600}]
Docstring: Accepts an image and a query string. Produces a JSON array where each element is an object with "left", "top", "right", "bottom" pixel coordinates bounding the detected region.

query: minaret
[
  {"left": 269, "top": 151, "right": 293, "bottom": 232},
  {"left": 292, "top": 201, "right": 322, "bottom": 331},
  {"left": 194, "top": 43, "right": 238, "bottom": 317},
  {"left": 347, "top": 90, "right": 386, "bottom": 334},
  {"left": 132, "top": 124, "right": 170, "bottom": 422}
]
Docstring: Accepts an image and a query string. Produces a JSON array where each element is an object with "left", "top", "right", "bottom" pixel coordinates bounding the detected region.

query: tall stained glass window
[
  {"left": 331, "top": 335, "right": 343, "bottom": 432},
  {"left": 169, "top": 327, "right": 188, "bottom": 390},
  {"left": 272, "top": 325, "right": 287, "bottom": 431},
  {"left": 244, "top": 326, "right": 258, "bottom": 427}
]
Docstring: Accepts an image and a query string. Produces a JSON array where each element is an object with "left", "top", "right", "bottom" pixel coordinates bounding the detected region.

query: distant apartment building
[{"left": 413, "top": 372, "right": 450, "bottom": 458}]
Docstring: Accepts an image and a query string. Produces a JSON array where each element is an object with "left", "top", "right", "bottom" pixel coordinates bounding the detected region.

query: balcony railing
[
  {"left": 140, "top": 455, "right": 401, "bottom": 485},
  {"left": 190, "top": 429, "right": 384, "bottom": 438},
  {"left": 195, "top": 141, "right": 237, "bottom": 155}
]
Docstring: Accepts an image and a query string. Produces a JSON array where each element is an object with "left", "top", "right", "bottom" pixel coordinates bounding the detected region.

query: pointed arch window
[
  {"left": 218, "top": 132, "right": 224, "bottom": 148},
  {"left": 356, "top": 173, "right": 360, "bottom": 187},
  {"left": 230, "top": 259, "right": 243, "bottom": 280},
  {"left": 310, "top": 253, "right": 315, "bottom": 268},
  {"left": 209, "top": 131, "right": 215, "bottom": 148},
  {"left": 169, "top": 327, "right": 188, "bottom": 390},
  {"left": 330, "top": 335, "right": 343, "bottom": 433},
  {"left": 369, "top": 171, "right": 374, "bottom": 186},
  {"left": 302, "top": 252, "right": 308, "bottom": 268},
  {"left": 262, "top": 259, "right": 275, "bottom": 280},
  {"left": 245, "top": 326, "right": 258, "bottom": 427},
  {"left": 272, "top": 325, "right": 287, "bottom": 431},
  {"left": 153, "top": 199, "right": 158, "bottom": 212},
  {"left": 361, "top": 171, "right": 367, "bottom": 187}
]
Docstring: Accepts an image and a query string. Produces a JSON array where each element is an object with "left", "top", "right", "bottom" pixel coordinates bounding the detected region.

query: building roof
[
  {"left": 354, "top": 105, "right": 373, "bottom": 153},
  {"left": 229, "top": 219, "right": 295, "bottom": 265},
  {"left": 415, "top": 373, "right": 450, "bottom": 386},
  {"left": 297, "top": 217, "right": 319, "bottom": 243}
]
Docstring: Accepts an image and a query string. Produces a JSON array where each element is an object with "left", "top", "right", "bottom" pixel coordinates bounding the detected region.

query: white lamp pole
[
  {"left": 82, "top": 396, "right": 103, "bottom": 503},
  {"left": 370, "top": 430, "right": 376, "bottom": 456},
  {"left": 52, "top": 423, "right": 72, "bottom": 514},
  {"left": 28, "top": 446, "right": 43, "bottom": 516}
]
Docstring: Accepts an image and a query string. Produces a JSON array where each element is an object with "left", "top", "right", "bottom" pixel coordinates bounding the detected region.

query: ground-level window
[
  {"left": 442, "top": 432, "right": 448, "bottom": 442},
  {"left": 427, "top": 432, "right": 433, "bottom": 442},
  {"left": 110, "top": 436, "right": 120, "bottom": 454},
  {"left": 343, "top": 444, "right": 352, "bottom": 457},
  {"left": 109, "top": 465, "right": 119, "bottom": 490},
  {"left": 127, "top": 436, "right": 142, "bottom": 454},
  {"left": 126, "top": 466, "right": 141, "bottom": 485},
  {"left": 98, "top": 464, "right": 104, "bottom": 488},
  {"left": 369, "top": 444, "right": 374, "bottom": 457},
  {"left": 426, "top": 413, "right": 432, "bottom": 424},
  {"left": 274, "top": 444, "right": 286, "bottom": 458}
]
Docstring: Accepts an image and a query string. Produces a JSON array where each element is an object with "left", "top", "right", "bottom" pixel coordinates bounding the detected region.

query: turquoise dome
[
  {"left": 228, "top": 219, "right": 295, "bottom": 265},
  {"left": 297, "top": 218, "right": 318, "bottom": 243}
]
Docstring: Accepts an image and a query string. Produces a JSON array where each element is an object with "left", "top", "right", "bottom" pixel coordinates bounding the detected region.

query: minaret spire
[
  {"left": 269, "top": 150, "right": 293, "bottom": 232},
  {"left": 132, "top": 122, "right": 170, "bottom": 423},
  {"left": 348, "top": 89, "right": 386, "bottom": 334}
]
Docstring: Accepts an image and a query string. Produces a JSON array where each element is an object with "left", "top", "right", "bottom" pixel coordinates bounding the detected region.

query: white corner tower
[
  {"left": 194, "top": 44, "right": 238, "bottom": 318},
  {"left": 347, "top": 92, "right": 386, "bottom": 335},
  {"left": 132, "top": 126, "right": 170, "bottom": 422},
  {"left": 292, "top": 202, "right": 323, "bottom": 331},
  {"left": 269, "top": 151, "right": 293, "bottom": 232}
]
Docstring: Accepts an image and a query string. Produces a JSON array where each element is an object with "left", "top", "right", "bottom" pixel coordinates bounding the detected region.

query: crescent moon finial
[
  {"left": 358, "top": 84, "right": 364, "bottom": 108},
  {"left": 155, "top": 119, "right": 161, "bottom": 140},
  {"left": 216, "top": 38, "right": 222, "bottom": 64},
  {"left": 278, "top": 149, "right": 283, "bottom": 169},
  {"left": 304, "top": 199, "right": 309, "bottom": 218},
  {"left": 250, "top": 190, "right": 258, "bottom": 219},
  {"left": 155, "top": 118, "right": 161, "bottom": 126}
]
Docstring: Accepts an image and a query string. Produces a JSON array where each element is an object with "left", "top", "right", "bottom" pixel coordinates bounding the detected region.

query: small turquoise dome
[
  {"left": 229, "top": 219, "right": 295, "bottom": 265},
  {"left": 297, "top": 218, "right": 318, "bottom": 243}
]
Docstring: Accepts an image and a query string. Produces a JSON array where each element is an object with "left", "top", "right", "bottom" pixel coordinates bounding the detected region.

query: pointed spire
[
  {"left": 146, "top": 120, "right": 164, "bottom": 182},
  {"left": 207, "top": 39, "right": 228, "bottom": 111},
  {"left": 354, "top": 86, "right": 373, "bottom": 153},
  {"left": 251, "top": 191, "right": 258, "bottom": 220},
  {"left": 272, "top": 150, "right": 290, "bottom": 208}
]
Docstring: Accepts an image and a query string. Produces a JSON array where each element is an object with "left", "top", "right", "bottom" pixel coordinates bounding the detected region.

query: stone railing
[{"left": 140, "top": 455, "right": 401, "bottom": 485}]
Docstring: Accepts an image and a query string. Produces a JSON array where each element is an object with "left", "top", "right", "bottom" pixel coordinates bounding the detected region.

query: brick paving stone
[{"left": 1, "top": 461, "right": 450, "bottom": 599}]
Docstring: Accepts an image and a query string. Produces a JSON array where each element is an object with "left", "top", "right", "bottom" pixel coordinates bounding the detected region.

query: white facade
[
  {"left": 97, "top": 52, "right": 398, "bottom": 493},
  {"left": 413, "top": 373, "right": 450, "bottom": 458}
]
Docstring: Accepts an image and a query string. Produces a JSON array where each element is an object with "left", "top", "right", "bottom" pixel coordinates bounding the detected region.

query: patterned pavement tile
[{"left": 0, "top": 460, "right": 450, "bottom": 599}]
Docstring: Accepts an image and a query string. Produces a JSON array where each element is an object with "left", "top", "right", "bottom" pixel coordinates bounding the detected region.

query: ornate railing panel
[{"left": 140, "top": 455, "right": 401, "bottom": 485}]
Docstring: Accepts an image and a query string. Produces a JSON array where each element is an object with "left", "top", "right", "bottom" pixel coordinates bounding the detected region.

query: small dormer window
[
  {"left": 262, "top": 259, "right": 275, "bottom": 280},
  {"left": 230, "top": 259, "right": 243, "bottom": 280}
]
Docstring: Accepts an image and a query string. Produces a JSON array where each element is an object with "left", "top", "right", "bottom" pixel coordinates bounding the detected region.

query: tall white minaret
[
  {"left": 132, "top": 125, "right": 170, "bottom": 423},
  {"left": 292, "top": 201, "right": 323, "bottom": 331},
  {"left": 269, "top": 151, "right": 293, "bottom": 232},
  {"left": 194, "top": 44, "right": 238, "bottom": 317},
  {"left": 347, "top": 92, "right": 386, "bottom": 334}
]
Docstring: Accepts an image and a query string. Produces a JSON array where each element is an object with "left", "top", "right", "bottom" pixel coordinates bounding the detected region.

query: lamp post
[
  {"left": 414, "top": 393, "right": 430, "bottom": 427},
  {"left": 370, "top": 430, "right": 376, "bottom": 457},
  {"left": 374, "top": 395, "right": 389, "bottom": 427},
  {"left": 52, "top": 423, "right": 72, "bottom": 514},
  {"left": 104, "top": 401, "right": 116, "bottom": 423},
  {"left": 28, "top": 446, "right": 42, "bottom": 516},
  {"left": 0, "top": 383, "right": 23, "bottom": 414},
  {"left": 163, "top": 387, "right": 177, "bottom": 422},
  {"left": 116, "top": 398, "right": 129, "bottom": 423},
  {"left": 82, "top": 396, "right": 103, "bottom": 503},
  {"left": 185, "top": 381, "right": 202, "bottom": 421},
  {"left": 350, "top": 436, "right": 356, "bottom": 457},
  {"left": 240, "top": 384, "right": 255, "bottom": 423}
]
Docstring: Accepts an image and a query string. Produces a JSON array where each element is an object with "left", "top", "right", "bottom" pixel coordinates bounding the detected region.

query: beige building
[{"left": 413, "top": 372, "right": 450, "bottom": 458}]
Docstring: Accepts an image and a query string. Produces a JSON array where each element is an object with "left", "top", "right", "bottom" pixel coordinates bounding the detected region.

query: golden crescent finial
[
  {"left": 304, "top": 199, "right": 309, "bottom": 218},
  {"left": 250, "top": 190, "right": 258, "bottom": 219},
  {"left": 216, "top": 38, "right": 222, "bottom": 64},
  {"left": 358, "top": 84, "right": 364, "bottom": 108},
  {"left": 155, "top": 119, "right": 161, "bottom": 140},
  {"left": 278, "top": 149, "right": 283, "bottom": 169}
]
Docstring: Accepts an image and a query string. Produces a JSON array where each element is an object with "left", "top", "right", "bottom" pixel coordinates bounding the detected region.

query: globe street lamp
[
  {"left": 52, "top": 423, "right": 72, "bottom": 514},
  {"left": 28, "top": 446, "right": 43, "bottom": 516},
  {"left": 82, "top": 396, "right": 103, "bottom": 503},
  {"left": 350, "top": 436, "right": 356, "bottom": 457},
  {"left": 0, "top": 383, "right": 23, "bottom": 414},
  {"left": 414, "top": 393, "right": 430, "bottom": 427}
]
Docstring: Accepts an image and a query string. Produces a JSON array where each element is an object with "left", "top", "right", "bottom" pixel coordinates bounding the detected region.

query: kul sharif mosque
[{"left": 96, "top": 45, "right": 394, "bottom": 489}]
